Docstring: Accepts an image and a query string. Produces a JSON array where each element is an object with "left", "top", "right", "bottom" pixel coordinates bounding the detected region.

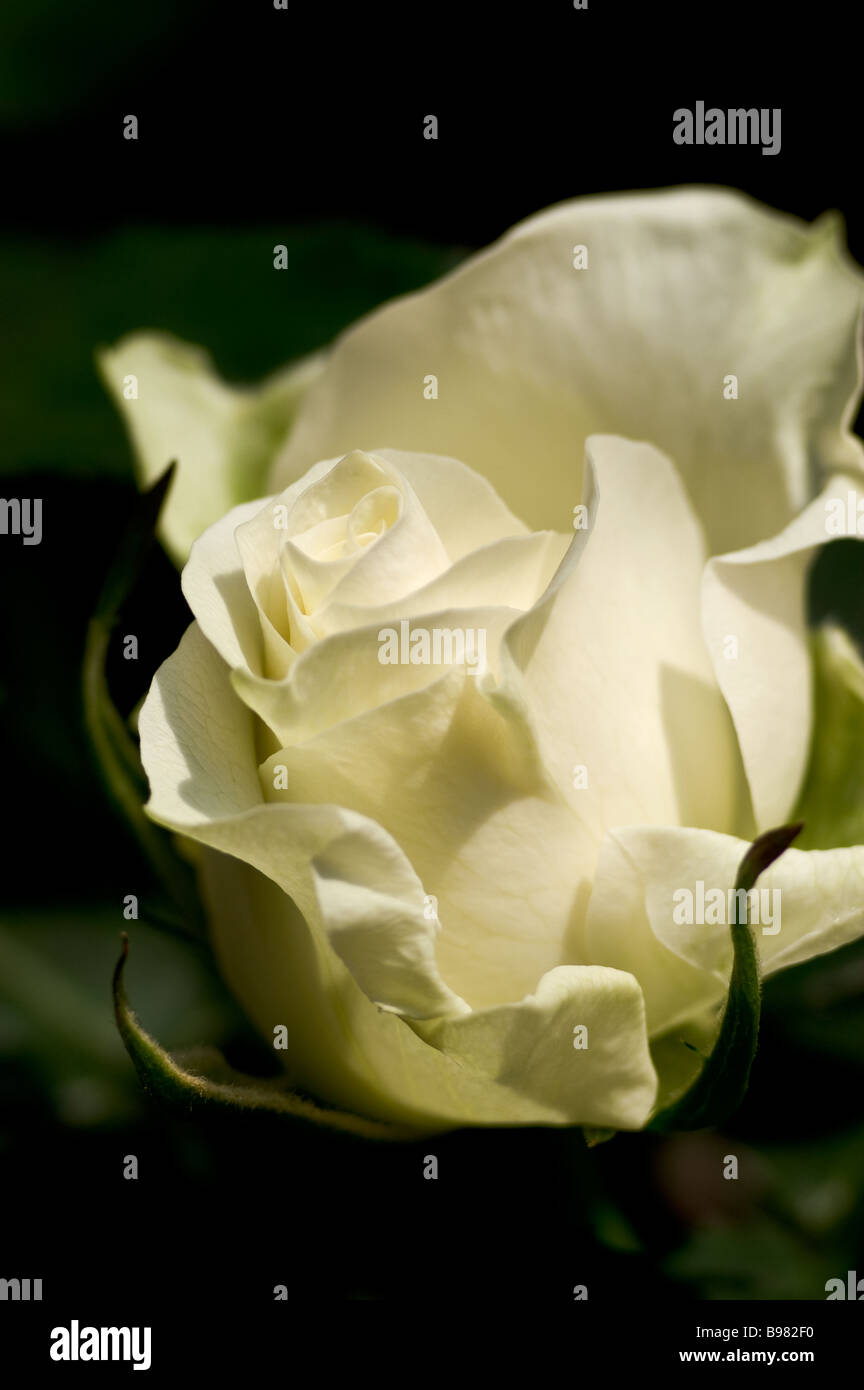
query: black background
[
  {"left": 3, "top": 1, "right": 860, "bottom": 252},
  {"left": 3, "top": 0, "right": 864, "bottom": 1335}
]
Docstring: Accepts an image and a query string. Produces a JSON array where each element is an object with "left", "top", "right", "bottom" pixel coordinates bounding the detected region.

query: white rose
[
  {"left": 103, "top": 191, "right": 864, "bottom": 837},
  {"left": 140, "top": 437, "right": 864, "bottom": 1131},
  {"left": 117, "top": 187, "right": 864, "bottom": 1132}
]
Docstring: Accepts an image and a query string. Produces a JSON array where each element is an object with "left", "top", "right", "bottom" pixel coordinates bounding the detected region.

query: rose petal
[
  {"left": 98, "top": 332, "right": 323, "bottom": 563},
  {"left": 498, "top": 435, "right": 744, "bottom": 842},
  {"left": 271, "top": 189, "right": 864, "bottom": 556},
  {"left": 201, "top": 851, "right": 653, "bottom": 1129},
  {"left": 232, "top": 604, "right": 520, "bottom": 746},
  {"left": 140, "top": 623, "right": 652, "bottom": 1127},
  {"left": 182, "top": 497, "right": 271, "bottom": 676},
  {"left": 411, "top": 964, "right": 658, "bottom": 1131},
  {"left": 586, "top": 823, "right": 864, "bottom": 1036},
  {"left": 257, "top": 671, "right": 593, "bottom": 1009},
  {"left": 702, "top": 474, "right": 861, "bottom": 829}
]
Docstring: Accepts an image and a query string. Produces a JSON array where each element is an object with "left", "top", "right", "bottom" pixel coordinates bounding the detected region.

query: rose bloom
[{"left": 114, "top": 189, "right": 864, "bottom": 1131}]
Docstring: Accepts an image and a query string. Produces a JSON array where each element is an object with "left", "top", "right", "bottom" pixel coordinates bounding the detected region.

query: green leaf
[
  {"left": 112, "top": 934, "right": 421, "bottom": 1140},
  {"left": 82, "top": 465, "right": 205, "bottom": 939},
  {"left": 794, "top": 625, "right": 864, "bottom": 849},
  {"left": 649, "top": 822, "right": 803, "bottom": 1132}
]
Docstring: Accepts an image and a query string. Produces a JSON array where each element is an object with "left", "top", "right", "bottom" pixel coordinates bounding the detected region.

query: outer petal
[
  {"left": 140, "top": 622, "right": 651, "bottom": 1128},
  {"left": 702, "top": 474, "right": 856, "bottom": 830},
  {"left": 258, "top": 670, "right": 592, "bottom": 1010},
  {"left": 139, "top": 623, "right": 464, "bottom": 1021},
  {"left": 586, "top": 824, "right": 864, "bottom": 1038},
  {"left": 497, "top": 435, "right": 744, "bottom": 843},
  {"left": 181, "top": 496, "right": 270, "bottom": 676},
  {"left": 585, "top": 831, "right": 726, "bottom": 1037},
  {"left": 201, "top": 851, "right": 656, "bottom": 1130},
  {"left": 98, "top": 332, "right": 324, "bottom": 563},
  {"left": 411, "top": 965, "right": 658, "bottom": 1131},
  {"left": 271, "top": 189, "right": 864, "bottom": 556},
  {"left": 306, "top": 819, "right": 471, "bottom": 1020}
]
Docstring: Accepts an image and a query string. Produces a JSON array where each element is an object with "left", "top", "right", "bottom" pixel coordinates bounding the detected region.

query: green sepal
[
  {"left": 112, "top": 934, "right": 420, "bottom": 1140},
  {"left": 649, "top": 822, "right": 803, "bottom": 1133},
  {"left": 82, "top": 464, "right": 205, "bottom": 938}
]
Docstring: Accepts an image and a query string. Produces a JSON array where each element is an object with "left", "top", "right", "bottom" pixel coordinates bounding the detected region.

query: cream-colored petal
[
  {"left": 139, "top": 621, "right": 262, "bottom": 825},
  {"left": 271, "top": 189, "right": 864, "bottom": 556},
  {"left": 201, "top": 851, "right": 647, "bottom": 1129},
  {"left": 586, "top": 824, "right": 864, "bottom": 1037},
  {"left": 702, "top": 474, "right": 858, "bottom": 830},
  {"left": 585, "top": 830, "right": 727, "bottom": 1038},
  {"left": 498, "top": 435, "right": 743, "bottom": 841},
  {"left": 411, "top": 964, "right": 658, "bottom": 1131},
  {"left": 98, "top": 332, "right": 324, "bottom": 563},
  {"left": 316, "top": 529, "right": 568, "bottom": 640},
  {"left": 258, "top": 671, "right": 593, "bottom": 1010},
  {"left": 305, "top": 821, "right": 470, "bottom": 1018},
  {"left": 181, "top": 497, "right": 270, "bottom": 676},
  {"left": 140, "top": 629, "right": 465, "bottom": 1026},
  {"left": 303, "top": 460, "right": 450, "bottom": 615},
  {"left": 232, "top": 604, "right": 520, "bottom": 746},
  {"left": 140, "top": 623, "right": 643, "bottom": 1127},
  {"left": 232, "top": 528, "right": 566, "bottom": 746},
  {"left": 373, "top": 448, "right": 530, "bottom": 560},
  {"left": 235, "top": 451, "right": 453, "bottom": 667}
]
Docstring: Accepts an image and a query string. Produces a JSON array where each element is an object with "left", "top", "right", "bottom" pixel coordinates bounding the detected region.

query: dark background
[
  {"left": 3, "top": 0, "right": 861, "bottom": 251},
  {"left": 2, "top": 0, "right": 864, "bottom": 1324}
]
